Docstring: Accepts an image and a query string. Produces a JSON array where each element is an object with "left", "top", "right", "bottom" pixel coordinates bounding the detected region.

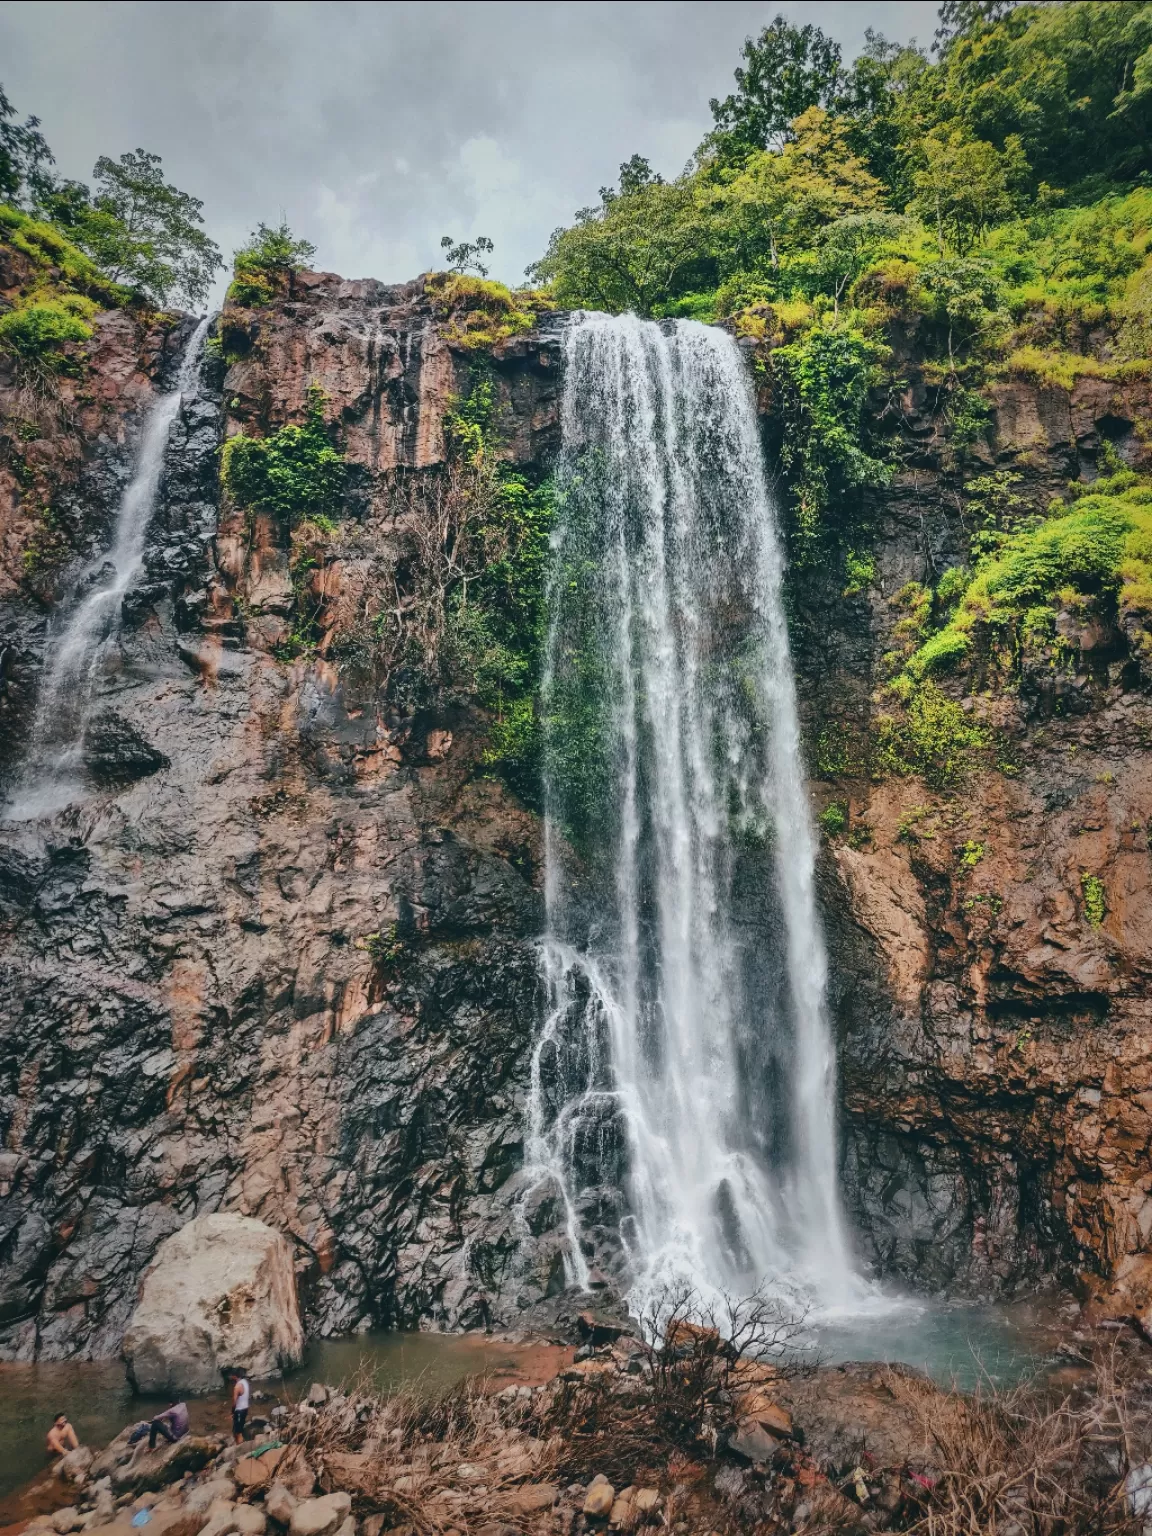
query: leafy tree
[
  {"left": 934, "top": 1, "right": 1021, "bottom": 55},
  {"left": 529, "top": 177, "right": 714, "bottom": 314},
  {"left": 713, "top": 107, "right": 887, "bottom": 273},
  {"left": 0, "top": 83, "right": 53, "bottom": 205},
  {"left": 602, "top": 154, "right": 663, "bottom": 203},
  {"left": 46, "top": 150, "right": 222, "bottom": 307},
  {"left": 908, "top": 123, "right": 1029, "bottom": 251},
  {"left": 707, "top": 16, "right": 843, "bottom": 159},
  {"left": 440, "top": 234, "right": 494, "bottom": 276}
]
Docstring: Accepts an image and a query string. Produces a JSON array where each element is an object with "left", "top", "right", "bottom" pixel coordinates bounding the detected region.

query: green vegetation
[
  {"left": 902, "top": 473, "right": 1152, "bottom": 685},
  {"left": 424, "top": 272, "right": 548, "bottom": 350},
  {"left": 873, "top": 680, "right": 991, "bottom": 790},
  {"left": 228, "top": 221, "right": 316, "bottom": 307},
  {"left": 1, "top": 79, "right": 222, "bottom": 329},
  {"left": 0, "top": 297, "right": 93, "bottom": 372},
  {"left": 957, "top": 838, "right": 985, "bottom": 868},
  {"left": 819, "top": 802, "right": 847, "bottom": 838},
  {"left": 842, "top": 549, "right": 876, "bottom": 597},
  {"left": 1081, "top": 871, "right": 1107, "bottom": 927},
  {"left": 221, "top": 386, "right": 346, "bottom": 527},
  {"left": 529, "top": 4, "right": 1152, "bottom": 561}
]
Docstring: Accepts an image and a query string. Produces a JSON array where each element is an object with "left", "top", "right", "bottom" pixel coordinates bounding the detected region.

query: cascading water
[
  {"left": 5, "top": 315, "right": 211, "bottom": 820},
  {"left": 527, "top": 311, "right": 863, "bottom": 1317}
]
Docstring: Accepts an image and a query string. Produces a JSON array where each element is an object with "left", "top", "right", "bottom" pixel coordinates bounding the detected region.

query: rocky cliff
[{"left": 2, "top": 259, "right": 1151, "bottom": 1359}]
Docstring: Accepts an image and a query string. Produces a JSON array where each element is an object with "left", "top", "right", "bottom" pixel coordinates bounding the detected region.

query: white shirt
[{"left": 235, "top": 1378, "right": 250, "bottom": 1412}]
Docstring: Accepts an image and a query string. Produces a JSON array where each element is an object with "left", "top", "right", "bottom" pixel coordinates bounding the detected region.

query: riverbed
[{"left": 0, "top": 1305, "right": 1065, "bottom": 1512}]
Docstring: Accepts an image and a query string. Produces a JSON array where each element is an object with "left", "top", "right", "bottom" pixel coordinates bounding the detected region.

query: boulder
[
  {"left": 56, "top": 1445, "right": 94, "bottom": 1484},
  {"left": 727, "top": 1418, "right": 781, "bottom": 1465},
  {"left": 288, "top": 1494, "right": 352, "bottom": 1536},
  {"left": 265, "top": 1486, "right": 299, "bottom": 1527},
  {"left": 123, "top": 1213, "right": 304, "bottom": 1394},
  {"left": 1082, "top": 1254, "right": 1152, "bottom": 1333},
  {"left": 83, "top": 709, "right": 169, "bottom": 786},
  {"left": 583, "top": 1479, "right": 615, "bottom": 1518},
  {"left": 111, "top": 1436, "right": 222, "bottom": 1493}
]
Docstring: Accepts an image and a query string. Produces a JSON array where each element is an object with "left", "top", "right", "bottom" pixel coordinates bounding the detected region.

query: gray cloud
[{"left": 0, "top": 1, "right": 939, "bottom": 301}]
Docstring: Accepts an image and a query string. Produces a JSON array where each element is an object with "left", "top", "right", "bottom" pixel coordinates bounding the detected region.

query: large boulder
[{"left": 123, "top": 1213, "right": 304, "bottom": 1393}]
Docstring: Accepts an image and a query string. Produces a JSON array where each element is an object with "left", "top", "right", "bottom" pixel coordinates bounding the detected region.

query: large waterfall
[
  {"left": 6, "top": 316, "right": 210, "bottom": 821},
  {"left": 529, "top": 312, "right": 860, "bottom": 1316}
]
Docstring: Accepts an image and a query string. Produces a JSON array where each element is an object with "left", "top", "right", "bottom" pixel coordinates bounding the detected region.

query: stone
[
  {"left": 306, "top": 1383, "right": 329, "bottom": 1407},
  {"left": 235, "top": 1448, "right": 286, "bottom": 1489},
  {"left": 57, "top": 1446, "right": 95, "bottom": 1484},
  {"left": 633, "top": 1491, "right": 661, "bottom": 1516},
  {"left": 231, "top": 1510, "right": 268, "bottom": 1536},
  {"left": 506, "top": 1485, "right": 557, "bottom": 1514},
  {"left": 123, "top": 1213, "right": 304, "bottom": 1394},
  {"left": 185, "top": 1481, "right": 238, "bottom": 1515},
  {"left": 727, "top": 1419, "right": 781, "bottom": 1465},
  {"left": 583, "top": 1481, "right": 615, "bottom": 1519},
  {"left": 736, "top": 1392, "right": 793, "bottom": 1438},
  {"left": 92, "top": 1486, "right": 117, "bottom": 1526},
  {"left": 288, "top": 1495, "right": 352, "bottom": 1536},
  {"left": 83, "top": 709, "right": 170, "bottom": 787},
  {"left": 278, "top": 1458, "right": 318, "bottom": 1501},
  {"left": 52, "top": 1508, "right": 82, "bottom": 1533},
  {"left": 111, "top": 1438, "right": 221, "bottom": 1494},
  {"left": 265, "top": 1486, "right": 299, "bottom": 1527}
]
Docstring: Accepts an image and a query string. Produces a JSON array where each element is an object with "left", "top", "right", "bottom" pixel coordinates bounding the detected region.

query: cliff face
[
  {"left": 0, "top": 274, "right": 568, "bottom": 1359},
  {"left": 1, "top": 261, "right": 1151, "bottom": 1359},
  {"left": 791, "top": 359, "right": 1152, "bottom": 1297}
]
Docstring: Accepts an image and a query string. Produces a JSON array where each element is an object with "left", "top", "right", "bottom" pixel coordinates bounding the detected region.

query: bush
[
  {"left": 873, "top": 681, "right": 990, "bottom": 789},
  {"left": 220, "top": 385, "right": 345, "bottom": 526},
  {"left": 0, "top": 298, "right": 92, "bottom": 370},
  {"left": 425, "top": 272, "right": 545, "bottom": 350},
  {"left": 228, "top": 220, "right": 316, "bottom": 307},
  {"left": 819, "top": 801, "right": 847, "bottom": 837}
]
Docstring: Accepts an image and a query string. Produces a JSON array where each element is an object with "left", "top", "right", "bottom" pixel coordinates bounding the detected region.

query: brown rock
[
  {"left": 506, "top": 1484, "right": 558, "bottom": 1514},
  {"left": 583, "top": 1481, "right": 615, "bottom": 1519},
  {"left": 727, "top": 1419, "right": 781, "bottom": 1465},
  {"left": 736, "top": 1391, "right": 793, "bottom": 1438},
  {"left": 265, "top": 1486, "right": 299, "bottom": 1528},
  {"left": 235, "top": 1448, "right": 286, "bottom": 1489}
]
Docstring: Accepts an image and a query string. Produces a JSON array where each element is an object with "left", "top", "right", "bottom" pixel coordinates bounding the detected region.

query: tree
[
  {"left": 440, "top": 234, "right": 494, "bottom": 276},
  {"left": 47, "top": 150, "right": 222, "bottom": 307},
  {"left": 602, "top": 154, "right": 663, "bottom": 203},
  {"left": 528, "top": 176, "right": 714, "bottom": 314},
  {"left": 711, "top": 108, "right": 887, "bottom": 273},
  {"left": 0, "top": 83, "right": 54, "bottom": 205},
  {"left": 227, "top": 220, "right": 315, "bottom": 306},
  {"left": 909, "top": 123, "right": 1029, "bottom": 251},
  {"left": 706, "top": 16, "right": 843, "bottom": 159}
]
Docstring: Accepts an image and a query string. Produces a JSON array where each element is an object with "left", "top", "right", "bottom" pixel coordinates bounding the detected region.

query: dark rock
[{"left": 82, "top": 710, "right": 170, "bottom": 786}]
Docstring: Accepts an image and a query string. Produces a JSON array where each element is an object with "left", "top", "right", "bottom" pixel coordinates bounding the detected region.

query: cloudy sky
[{"left": 0, "top": 1, "right": 939, "bottom": 300}]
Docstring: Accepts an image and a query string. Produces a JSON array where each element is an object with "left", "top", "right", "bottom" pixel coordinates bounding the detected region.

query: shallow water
[
  {"left": 812, "top": 1298, "right": 1065, "bottom": 1390},
  {"left": 0, "top": 1309, "right": 1062, "bottom": 1510},
  {"left": 0, "top": 1333, "right": 559, "bottom": 1509}
]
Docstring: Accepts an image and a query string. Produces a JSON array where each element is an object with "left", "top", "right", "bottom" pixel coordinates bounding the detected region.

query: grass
[{"left": 424, "top": 272, "right": 550, "bottom": 350}]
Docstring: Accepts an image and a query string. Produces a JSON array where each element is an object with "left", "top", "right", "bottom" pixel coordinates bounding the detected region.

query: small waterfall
[
  {"left": 5, "top": 316, "right": 211, "bottom": 820},
  {"left": 528, "top": 312, "right": 862, "bottom": 1316}
]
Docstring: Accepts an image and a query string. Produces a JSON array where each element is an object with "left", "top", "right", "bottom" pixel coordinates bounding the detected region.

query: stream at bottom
[{"left": 0, "top": 1307, "right": 1064, "bottom": 1511}]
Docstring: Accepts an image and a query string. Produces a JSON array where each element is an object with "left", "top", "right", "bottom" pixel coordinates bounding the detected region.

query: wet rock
[
  {"left": 57, "top": 1445, "right": 95, "bottom": 1484},
  {"left": 123, "top": 1212, "right": 303, "bottom": 1393},
  {"left": 83, "top": 710, "right": 169, "bottom": 787}
]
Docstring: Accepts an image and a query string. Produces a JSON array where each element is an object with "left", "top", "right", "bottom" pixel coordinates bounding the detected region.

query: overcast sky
[{"left": 0, "top": 1, "right": 939, "bottom": 302}]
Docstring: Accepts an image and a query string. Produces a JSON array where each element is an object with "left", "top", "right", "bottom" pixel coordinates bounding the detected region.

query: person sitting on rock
[
  {"left": 46, "top": 1413, "right": 80, "bottom": 1457},
  {"left": 145, "top": 1401, "right": 190, "bottom": 1450}
]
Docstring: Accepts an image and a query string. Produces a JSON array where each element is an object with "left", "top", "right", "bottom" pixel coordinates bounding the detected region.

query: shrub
[
  {"left": 228, "top": 220, "right": 316, "bottom": 307},
  {"left": 0, "top": 299, "right": 92, "bottom": 371},
  {"left": 819, "top": 801, "right": 847, "bottom": 837},
  {"left": 220, "top": 384, "right": 345, "bottom": 526},
  {"left": 1081, "top": 872, "right": 1106, "bottom": 928},
  {"left": 873, "top": 681, "right": 990, "bottom": 790},
  {"left": 424, "top": 272, "right": 544, "bottom": 350}
]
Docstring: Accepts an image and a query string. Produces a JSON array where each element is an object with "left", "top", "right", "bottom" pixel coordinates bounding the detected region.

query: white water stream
[
  {"left": 5, "top": 316, "right": 210, "bottom": 821},
  {"left": 528, "top": 313, "right": 868, "bottom": 1318}
]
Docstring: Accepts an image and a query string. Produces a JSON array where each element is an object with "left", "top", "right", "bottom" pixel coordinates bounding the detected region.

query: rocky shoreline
[{"left": 10, "top": 1307, "right": 1152, "bottom": 1536}]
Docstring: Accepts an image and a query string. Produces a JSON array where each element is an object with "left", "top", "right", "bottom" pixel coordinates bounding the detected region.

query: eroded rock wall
[
  {"left": 0, "top": 274, "right": 567, "bottom": 1359},
  {"left": 789, "top": 359, "right": 1152, "bottom": 1297}
]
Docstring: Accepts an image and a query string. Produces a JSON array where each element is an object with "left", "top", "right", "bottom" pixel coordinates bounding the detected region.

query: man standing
[{"left": 231, "top": 1370, "right": 251, "bottom": 1443}]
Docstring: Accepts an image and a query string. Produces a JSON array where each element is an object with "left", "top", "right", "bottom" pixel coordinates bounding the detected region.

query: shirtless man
[{"left": 46, "top": 1413, "right": 79, "bottom": 1457}]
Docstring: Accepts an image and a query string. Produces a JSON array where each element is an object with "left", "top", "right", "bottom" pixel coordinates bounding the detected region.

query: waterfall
[
  {"left": 528, "top": 312, "right": 862, "bottom": 1317},
  {"left": 5, "top": 316, "right": 211, "bottom": 820}
]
